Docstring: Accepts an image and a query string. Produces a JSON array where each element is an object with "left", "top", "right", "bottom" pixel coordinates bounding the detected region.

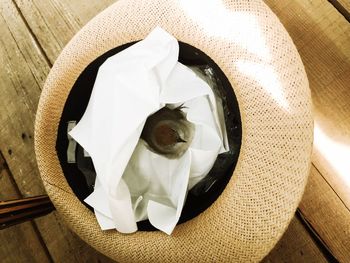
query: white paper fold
[{"left": 69, "top": 27, "right": 228, "bottom": 235}]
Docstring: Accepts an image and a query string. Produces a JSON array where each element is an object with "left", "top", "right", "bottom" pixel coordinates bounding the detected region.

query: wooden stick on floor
[{"left": 0, "top": 195, "right": 55, "bottom": 230}]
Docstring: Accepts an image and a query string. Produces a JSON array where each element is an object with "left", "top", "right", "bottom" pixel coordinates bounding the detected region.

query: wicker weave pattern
[{"left": 35, "top": 0, "right": 313, "bottom": 262}]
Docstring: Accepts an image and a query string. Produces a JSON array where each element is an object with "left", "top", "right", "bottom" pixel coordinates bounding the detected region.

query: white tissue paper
[{"left": 69, "top": 27, "right": 228, "bottom": 235}]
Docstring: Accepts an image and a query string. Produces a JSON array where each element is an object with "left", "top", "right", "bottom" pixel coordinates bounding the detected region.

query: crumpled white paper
[{"left": 69, "top": 27, "right": 228, "bottom": 235}]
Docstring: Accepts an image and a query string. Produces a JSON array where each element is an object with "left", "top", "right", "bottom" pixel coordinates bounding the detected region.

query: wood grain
[
  {"left": 0, "top": 154, "right": 51, "bottom": 263},
  {"left": 15, "top": 0, "right": 114, "bottom": 63},
  {"left": 299, "top": 165, "right": 350, "bottom": 262},
  {"left": 0, "top": 0, "right": 114, "bottom": 262},
  {"left": 330, "top": 0, "right": 350, "bottom": 21},
  {"left": 337, "top": 0, "right": 350, "bottom": 12},
  {"left": 0, "top": 0, "right": 47, "bottom": 197},
  {"left": 262, "top": 216, "right": 327, "bottom": 263}
]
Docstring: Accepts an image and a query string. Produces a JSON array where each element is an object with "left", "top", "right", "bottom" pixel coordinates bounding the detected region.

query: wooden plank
[
  {"left": 298, "top": 165, "right": 350, "bottom": 262},
  {"left": 0, "top": 0, "right": 48, "bottom": 198},
  {"left": 337, "top": 0, "right": 350, "bottom": 12},
  {"left": 14, "top": 0, "right": 114, "bottom": 63},
  {"left": 329, "top": 0, "right": 350, "bottom": 22},
  {"left": 0, "top": 1, "right": 115, "bottom": 262},
  {"left": 262, "top": 215, "right": 327, "bottom": 263},
  {"left": 0, "top": 154, "right": 51, "bottom": 263}
]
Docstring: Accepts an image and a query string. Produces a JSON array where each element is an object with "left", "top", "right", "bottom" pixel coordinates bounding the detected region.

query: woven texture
[{"left": 34, "top": 0, "right": 313, "bottom": 262}]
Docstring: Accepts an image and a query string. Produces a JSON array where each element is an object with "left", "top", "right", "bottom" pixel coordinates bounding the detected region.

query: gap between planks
[
  {"left": 328, "top": 0, "right": 350, "bottom": 22},
  {"left": 10, "top": 0, "right": 52, "bottom": 67}
]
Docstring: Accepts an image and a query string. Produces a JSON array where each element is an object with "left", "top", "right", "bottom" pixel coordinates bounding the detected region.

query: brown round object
[
  {"left": 153, "top": 123, "right": 181, "bottom": 146},
  {"left": 34, "top": 0, "right": 313, "bottom": 262},
  {"left": 141, "top": 106, "right": 193, "bottom": 158}
]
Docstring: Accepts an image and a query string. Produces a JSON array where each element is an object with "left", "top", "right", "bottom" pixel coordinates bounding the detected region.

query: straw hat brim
[{"left": 35, "top": 0, "right": 313, "bottom": 262}]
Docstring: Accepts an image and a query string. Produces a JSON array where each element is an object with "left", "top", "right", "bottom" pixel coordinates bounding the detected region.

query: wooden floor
[{"left": 0, "top": 0, "right": 349, "bottom": 262}]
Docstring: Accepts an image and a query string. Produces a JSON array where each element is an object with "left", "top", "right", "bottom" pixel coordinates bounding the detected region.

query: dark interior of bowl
[{"left": 56, "top": 41, "right": 242, "bottom": 231}]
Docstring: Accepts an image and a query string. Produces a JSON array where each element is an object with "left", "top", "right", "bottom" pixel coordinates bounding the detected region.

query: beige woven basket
[{"left": 34, "top": 0, "right": 313, "bottom": 262}]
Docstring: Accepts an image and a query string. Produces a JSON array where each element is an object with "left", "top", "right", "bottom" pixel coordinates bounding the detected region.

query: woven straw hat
[{"left": 34, "top": 0, "right": 313, "bottom": 262}]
